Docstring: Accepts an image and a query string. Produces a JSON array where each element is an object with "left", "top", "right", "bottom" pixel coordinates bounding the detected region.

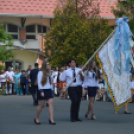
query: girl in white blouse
[
  {"left": 34, "top": 61, "right": 56, "bottom": 125},
  {"left": 84, "top": 60, "right": 99, "bottom": 120}
]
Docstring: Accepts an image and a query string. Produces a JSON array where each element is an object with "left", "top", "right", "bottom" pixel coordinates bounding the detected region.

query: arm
[{"left": 79, "top": 70, "right": 84, "bottom": 81}]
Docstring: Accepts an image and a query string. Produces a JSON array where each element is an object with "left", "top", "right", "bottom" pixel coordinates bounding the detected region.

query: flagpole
[{"left": 64, "top": 29, "right": 116, "bottom": 91}]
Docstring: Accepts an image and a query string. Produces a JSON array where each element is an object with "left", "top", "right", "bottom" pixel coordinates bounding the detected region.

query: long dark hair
[
  {"left": 87, "top": 60, "right": 99, "bottom": 80},
  {"left": 40, "top": 60, "right": 51, "bottom": 86}
]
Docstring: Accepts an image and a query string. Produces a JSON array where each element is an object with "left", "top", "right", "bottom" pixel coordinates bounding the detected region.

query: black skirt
[
  {"left": 87, "top": 87, "right": 98, "bottom": 97},
  {"left": 38, "top": 89, "right": 53, "bottom": 100}
]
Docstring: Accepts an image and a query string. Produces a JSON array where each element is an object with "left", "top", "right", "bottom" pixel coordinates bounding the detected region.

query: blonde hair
[{"left": 40, "top": 60, "right": 51, "bottom": 86}]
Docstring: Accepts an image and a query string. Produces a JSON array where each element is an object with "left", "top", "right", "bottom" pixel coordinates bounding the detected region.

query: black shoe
[
  {"left": 49, "top": 120, "right": 56, "bottom": 125},
  {"left": 124, "top": 111, "right": 132, "bottom": 114},
  {"left": 75, "top": 118, "right": 82, "bottom": 122},
  {"left": 71, "top": 119, "right": 75, "bottom": 122},
  {"left": 34, "top": 119, "right": 41, "bottom": 125}
]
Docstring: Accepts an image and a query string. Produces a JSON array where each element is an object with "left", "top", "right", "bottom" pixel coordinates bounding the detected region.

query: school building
[{"left": 0, "top": 0, "right": 117, "bottom": 70}]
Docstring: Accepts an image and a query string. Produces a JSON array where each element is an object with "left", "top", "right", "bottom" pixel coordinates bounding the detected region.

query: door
[{"left": 5, "top": 62, "right": 13, "bottom": 71}]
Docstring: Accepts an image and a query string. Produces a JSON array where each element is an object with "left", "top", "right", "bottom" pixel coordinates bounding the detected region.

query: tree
[
  {"left": 45, "top": 0, "right": 112, "bottom": 67},
  {"left": 111, "top": 0, "right": 134, "bottom": 34},
  {"left": 0, "top": 24, "right": 14, "bottom": 62}
]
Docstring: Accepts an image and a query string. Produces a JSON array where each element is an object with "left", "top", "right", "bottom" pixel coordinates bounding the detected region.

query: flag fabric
[{"left": 96, "top": 18, "right": 134, "bottom": 114}]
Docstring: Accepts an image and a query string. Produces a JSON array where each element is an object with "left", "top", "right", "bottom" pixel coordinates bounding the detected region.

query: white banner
[{"left": 97, "top": 34, "right": 132, "bottom": 113}]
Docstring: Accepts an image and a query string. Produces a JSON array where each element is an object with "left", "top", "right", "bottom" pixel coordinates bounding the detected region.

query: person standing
[
  {"left": 85, "top": 60, "right": 99, "bottom": 120},
  {"left": 0, "top": 69, "right": 6, "bottom": 95},
  {"left": 30, "top": 63, "right": 39, "bottom": 106},
  {"left": 14, "top": 69, "right": 22, "bottom": 95},
  {"left": 25, "top": 65, "right": 32, "bottom": 95},
  {"left": 60, "top": 59, "right": 84, "bottom": 122},
  {"left": 34, "top": 61, "right": 56, "bottom": 125},
  {"left": 51, "top": 67, "right": 59, "bottom": 95},
  {"left": 19, "top": 70, "right": 26, "bottom": 95},
  {"left": 5, "top": 66, "right": 14, "bottom": 95}
]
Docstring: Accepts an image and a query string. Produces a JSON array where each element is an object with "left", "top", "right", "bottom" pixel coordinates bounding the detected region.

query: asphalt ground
[{"left": 0, "top": 95, "right": 134, "bottom": 134}]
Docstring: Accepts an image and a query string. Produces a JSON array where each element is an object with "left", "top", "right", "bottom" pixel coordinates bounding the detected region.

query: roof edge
[{"left": 0, "top": 13, "right": 54, "bottom": 18}]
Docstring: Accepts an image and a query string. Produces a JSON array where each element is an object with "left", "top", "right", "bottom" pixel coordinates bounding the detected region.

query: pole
[{"left": 64, "top": 29, "right": 116, "bottom": 91}]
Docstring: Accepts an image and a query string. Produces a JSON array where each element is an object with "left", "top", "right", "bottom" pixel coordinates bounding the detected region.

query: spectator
[
  {"left": 51, "top": 67, "right": 59, "bottom": 95},
  {"left": 30, "top": 63, "right": 39, "bottom": 106},
  {"left": 5, "top": 66, "right": 14, "bottom": 95},
  {"left": 14, "top": 69, "right": 22, "bottom": 95},
  {"left": 59, "top": 68, "right": 66, "bottom": 98},
  {"left": 25, "top": 65, "right": 32, "bottom": 95},
  {"left": 0, "top": 69, "right": 6, "bottom": 95},
  {"left": 19, "top": 70, "right": 26, "bottom": 95}
]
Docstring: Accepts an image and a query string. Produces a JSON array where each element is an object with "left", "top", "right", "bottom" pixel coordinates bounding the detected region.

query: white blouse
[
  {"left": 84, "top": 71, "right": 99, "bottom": 87},
  {"left": 37, "top": 71, "right": 51, "bottom": 90}
]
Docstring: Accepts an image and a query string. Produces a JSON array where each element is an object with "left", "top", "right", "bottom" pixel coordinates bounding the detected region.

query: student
[
  {"left": 60, "top": 59, "right": 84, "bottom": 122},
  {"left": 19, "top": 70, "right": 26, "bottom": 95},
  {"left": 85, "top": 60, "right": 99, "bottom": 120},
  {"left": 130, "top": 75, "right": 134, "bottom": 102},
  {"left": 34, "top": 61, "right": 56, "bottom": 125}
]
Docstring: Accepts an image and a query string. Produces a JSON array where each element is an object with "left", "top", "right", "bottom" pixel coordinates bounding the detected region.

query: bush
[{"left": 0, "top": 64, "right": 5, "bottom": 71}]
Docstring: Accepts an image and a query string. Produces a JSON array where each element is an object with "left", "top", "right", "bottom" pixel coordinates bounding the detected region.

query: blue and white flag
[{"left": 97, "top": 17, "right": 134, "bottom": 113}]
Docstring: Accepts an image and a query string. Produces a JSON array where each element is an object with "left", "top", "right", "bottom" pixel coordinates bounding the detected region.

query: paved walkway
[{"left": 0, "top": 95, "right": 134, "bottom": 134}]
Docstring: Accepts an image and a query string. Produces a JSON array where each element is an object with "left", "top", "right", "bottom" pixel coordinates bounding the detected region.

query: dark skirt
[
  {"left": 87, "top": 87, "right": 98, "bottom": 97},
  {"left": 38, "top": 89, "right": 53, "bottom": 100}
]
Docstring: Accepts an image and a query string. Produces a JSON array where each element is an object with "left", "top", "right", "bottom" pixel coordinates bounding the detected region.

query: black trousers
[
  {"left": 31, "top": 85, "right": 38, "bottom": 104},
  {"left": 21, "top": 83, "right": 26, "bottom": 95},
  {"left": 68, "top": 86, "right": 82, "bottom": 120}
]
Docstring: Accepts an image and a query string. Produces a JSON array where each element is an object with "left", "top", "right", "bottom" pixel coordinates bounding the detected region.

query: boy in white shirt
[{"left": 5, "top": 66, "right": 14, "bottom": 95}]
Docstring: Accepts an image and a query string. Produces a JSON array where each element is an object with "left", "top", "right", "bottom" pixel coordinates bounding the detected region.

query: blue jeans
[{"left": 26, "top": 82, "right": 29, "bottom": 95}]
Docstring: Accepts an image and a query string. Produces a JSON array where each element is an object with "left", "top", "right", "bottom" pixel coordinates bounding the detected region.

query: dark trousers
[
  {"left": 68, "top": 86, "right": 82, "bottom": 120},
  {"left": 12, "top": 83, "right": 14, "bottom": 94},
  {"left": 21, "top": 83, "right": 26, "bottom": 95},
  {"left": 31, "top": 85, "right": 38, "bottom": 104}
]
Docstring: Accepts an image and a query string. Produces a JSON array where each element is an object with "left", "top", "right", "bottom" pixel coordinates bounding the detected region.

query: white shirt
[
  {"left": 5, "top": 71, "right": 14, "bottom": 81},
  {"left": 83, "top": 70, "right": 88, "bottom": 88},
  {"left": 85, "top": 71, "right": 99, "bottom": 87},
  {"left": 0, "top": 74, "right": 6, "bottom": 82},
  {"left": 130, "top": 81, "right": 134, "bottom": 89},
  {"left": 51, "top": 71, "right": 58, "bottom": 83},
  {"left": 37, "top": 71, "right": 51, "bottom": 90},
  {"left": 60, "top": 67, "right": 83, "bottom": 87}
]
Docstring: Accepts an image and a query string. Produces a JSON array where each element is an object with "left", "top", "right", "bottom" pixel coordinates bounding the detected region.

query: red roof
[{"left": 0, "top": 0, "right": 116, "bottom": 18}]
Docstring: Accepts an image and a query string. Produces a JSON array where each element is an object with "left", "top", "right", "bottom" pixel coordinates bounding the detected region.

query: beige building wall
[{"left": 13, "top": 50, "right": 38, "bottom": 70}]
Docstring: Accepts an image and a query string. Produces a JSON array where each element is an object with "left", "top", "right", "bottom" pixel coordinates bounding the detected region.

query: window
[
  {"left": 26, "top": 35, "right": 36, "bottom": 39},
  {"left": 11, "top": 35, "right": 18, "bottom": 39},
  {"left": 7, "top": 24, "right": 18, "bottom": 32},
  {"left": 26, "top": 24, "right": 47, "bottom": 40},
  {"left": 38, "top": 25, "right": 46, "bottom": 33},
  {"left": 26, "top": 25, "right": 35, "bottom": 33},
  {"left": 7, "top": 23, "right": 19, "bottom": 39}
]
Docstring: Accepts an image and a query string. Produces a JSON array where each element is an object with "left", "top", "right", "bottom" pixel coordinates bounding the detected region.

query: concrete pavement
[{"left": 0, "top": 95, "right": 134, "bottom": 134}]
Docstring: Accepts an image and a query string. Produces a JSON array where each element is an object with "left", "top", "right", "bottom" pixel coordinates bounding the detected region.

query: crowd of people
[{"left": 0, "top": 59, "right": 134, "bottom": 125}]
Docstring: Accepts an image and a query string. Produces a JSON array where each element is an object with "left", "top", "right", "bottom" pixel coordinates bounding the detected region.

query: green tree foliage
[
  {"left": 111, "top": 0, "right": 134, "bottom": 34},
  {"left": 0, "top": 24, "right": 14, "bottom": 62},
  {"left": 45, "top": 0, "right": 112, "bottom": 67}
]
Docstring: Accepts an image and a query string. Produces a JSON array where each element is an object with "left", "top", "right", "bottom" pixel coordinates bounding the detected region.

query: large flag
[{"left": 96, "top": 17, "right": 134, "bottom": 114}]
